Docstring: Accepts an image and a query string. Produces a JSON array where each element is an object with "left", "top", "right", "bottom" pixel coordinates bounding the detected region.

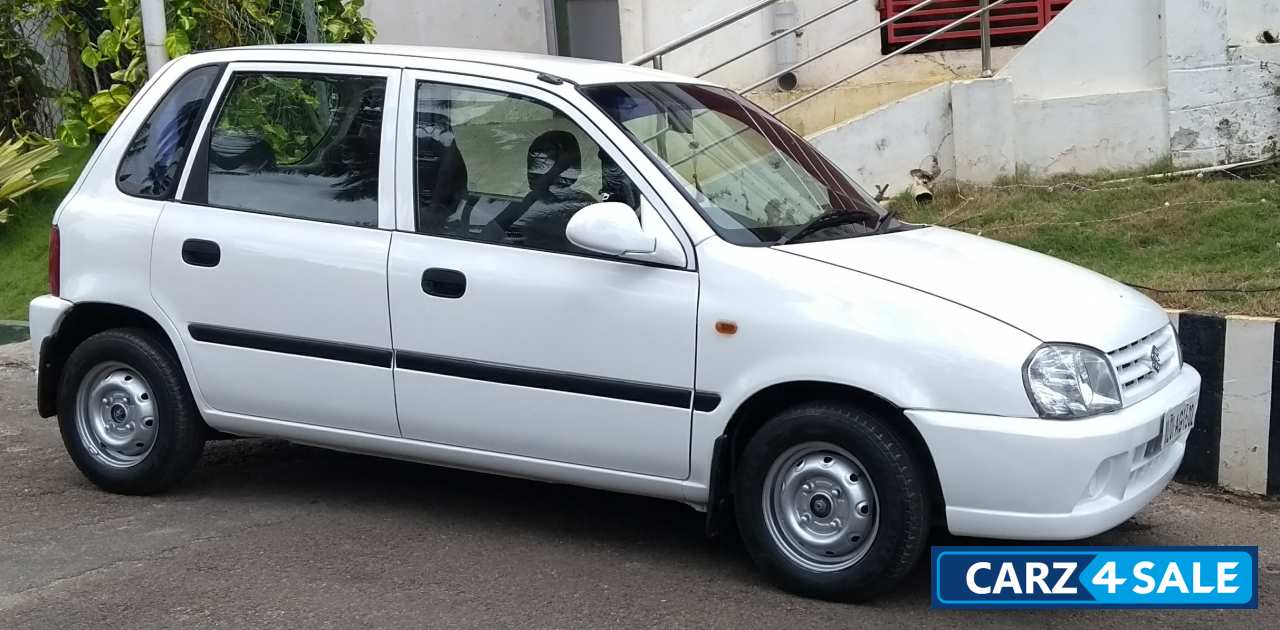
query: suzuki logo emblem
[{"left": 1150, "top": 345, "right": 1162, "bottom": 374}]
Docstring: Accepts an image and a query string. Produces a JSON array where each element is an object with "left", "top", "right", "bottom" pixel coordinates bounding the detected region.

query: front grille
[{"left": 1107, "top": 325, "right": 1180, "bottom": 406}]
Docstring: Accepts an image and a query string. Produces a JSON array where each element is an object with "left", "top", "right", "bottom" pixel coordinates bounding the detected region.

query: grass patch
[
  {"left": 0, "top": 145, "right": 91, "bottom": 321},
  {"left": 896, "top": 166, "right": 1280, "bottom": 316}
]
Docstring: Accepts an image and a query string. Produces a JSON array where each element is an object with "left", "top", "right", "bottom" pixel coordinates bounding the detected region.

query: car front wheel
[
  {"left": 734, "top": 401, "right": 930, "bottom": 602},
  {"left": 58, "top": 328, "right": 205, "bottom": 494}
]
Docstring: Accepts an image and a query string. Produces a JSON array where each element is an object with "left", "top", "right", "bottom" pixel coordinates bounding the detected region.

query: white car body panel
[
  {"left": 33, "top": 45, "right": 1201, "bottom": 542},
  {"left": 150, "top": 205, "right": 400, "bottom": 436},
  {"left": 387, "top": 232, "right": 700, "bottom": 478},
  {"left": 779, "top": 227, "right": 1171, "bottom": 351}
]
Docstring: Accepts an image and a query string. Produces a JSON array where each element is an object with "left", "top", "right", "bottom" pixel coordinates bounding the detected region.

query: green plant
[
  {"left": 40, "top": 0, "right": 376, "bottom": 148},
  {"left": 0, "top": 136, "right": 71, "bottom": 222},
  {"left": 0, "top": 2, "right": 56, "bottom": 135}
]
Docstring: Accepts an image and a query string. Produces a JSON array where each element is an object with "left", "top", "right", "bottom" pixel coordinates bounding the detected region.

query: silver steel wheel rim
[
  {"left": 762, "top": 442, "right": 879, "bottom": 572},
  {"left": 75, "top": 362, "right": 158, "bottom": 468}
]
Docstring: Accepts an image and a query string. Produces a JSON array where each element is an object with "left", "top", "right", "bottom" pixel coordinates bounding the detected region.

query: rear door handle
[
  {"left": 181, "top": 239, "right": 221, "bottom": 267},
  {"left": 421, "top": 268, "right": 466, "bottom": 298}
]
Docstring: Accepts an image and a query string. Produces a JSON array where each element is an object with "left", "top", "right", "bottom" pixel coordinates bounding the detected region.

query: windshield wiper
[
  {"left": 873, "top": 206, "right": 900, "bottom": 235},
  {"left": 776, "top": 209, "right": 880, "bottom": 246}
]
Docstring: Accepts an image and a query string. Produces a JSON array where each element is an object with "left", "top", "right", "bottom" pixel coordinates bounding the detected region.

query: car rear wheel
[
  {"left": 58, "top": 328, "right": 205, "bottom": 494},
  {"left": 734, "top": 401, "right": 930, "bottom": 602}
]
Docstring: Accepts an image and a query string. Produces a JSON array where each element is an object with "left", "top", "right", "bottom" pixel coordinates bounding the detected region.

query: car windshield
[{"left": 582, "top": 82, "right": 903, "bottom": 246}]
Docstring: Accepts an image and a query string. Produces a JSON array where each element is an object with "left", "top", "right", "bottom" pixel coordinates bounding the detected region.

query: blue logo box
[{"left": 931, "top": 546, "right": 1258, "bottom": 609}]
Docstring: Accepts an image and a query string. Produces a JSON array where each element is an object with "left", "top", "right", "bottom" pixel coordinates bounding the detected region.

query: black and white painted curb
[{"left": 1171, "top": 311, "right": 1279, "bottom": 497}]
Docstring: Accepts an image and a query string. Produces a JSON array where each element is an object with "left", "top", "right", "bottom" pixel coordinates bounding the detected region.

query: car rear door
[
  {"left": 150, "top": 62, "right": 403, "bottom": 436},
  {"left": 386, "top": 70, "right": 701, "bottom": 478}
]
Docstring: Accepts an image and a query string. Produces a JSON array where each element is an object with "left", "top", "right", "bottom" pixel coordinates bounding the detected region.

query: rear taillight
[{"left": 48, "top": 225, "right": 60, "bottom": 297}]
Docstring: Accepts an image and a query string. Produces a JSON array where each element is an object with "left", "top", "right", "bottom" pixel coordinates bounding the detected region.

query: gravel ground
[{"left": 0, "top": 343, "right": 1277, "bottom": 628}]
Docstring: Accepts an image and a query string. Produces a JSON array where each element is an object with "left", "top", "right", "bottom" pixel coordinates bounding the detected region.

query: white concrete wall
[
  {"left": 997, "top": 0, "right": 1166, "bottom": 100},
  {"left": 1012, "top": 89, "right": 1170, "bottom": 174},
  {"left": 1228, "top": 0, "right": 1280, "bottom": 46},
  {"left": 808, "top": 83, "right": 954, "bottom": 194},
  {"left": 1166, "top": 0, "right": 1280, "bottom": 166},
  {"left": 365, "top": 0, "right": 551, "bottom": 54},
  {"left": 996, "top": 0, "right": 1171, "bottom": 176},
  {"left": 952, "top": 77, "right": 1015, "bottom": 182}
]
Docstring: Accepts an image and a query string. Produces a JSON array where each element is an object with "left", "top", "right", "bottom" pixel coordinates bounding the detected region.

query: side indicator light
[{"left": 715, "top": 320, "right": 738, "bottom": 335}]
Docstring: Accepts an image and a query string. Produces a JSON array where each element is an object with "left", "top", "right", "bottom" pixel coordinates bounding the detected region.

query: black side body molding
[
  {"left": 397, "top": 351, "right": 698, "bottom": 409},
  {"left": 188, "top": 324, "right": 393, "bottom": 368},
  {"left": 184, "top": 324, "right": 724, "bottom": 411}
]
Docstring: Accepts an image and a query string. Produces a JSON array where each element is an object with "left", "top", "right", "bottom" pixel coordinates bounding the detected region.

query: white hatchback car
[{"left": 29, "top": 45, "right": 1201, "bottom": 601}]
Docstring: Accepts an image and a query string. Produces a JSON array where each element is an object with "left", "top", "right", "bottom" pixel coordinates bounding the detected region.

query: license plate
[{"left": 1161, "top": 397, "right": 1198, "bottom": 448}]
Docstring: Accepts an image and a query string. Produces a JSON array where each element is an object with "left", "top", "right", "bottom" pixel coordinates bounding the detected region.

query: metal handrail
[
  {"left": 695, "top": 0, "right": 864, "bottom": 79},
  {"left": 628, "top": 0, "right": 1013, "bottom": 122},
  {"left": 627, "top": 0, "right": 783, "bottom": 69},
  {"left": 644, "top": 0, "right": 1016, "bottom": 172},
  {"left": 979, "top": 0, "right": 994, "bottom": 77},
  {"left": 772, "top": 0, "right": 1016, "bottom": 115},
  {"left": 737, "top": 0, "right": 948, "bottom": 95}
]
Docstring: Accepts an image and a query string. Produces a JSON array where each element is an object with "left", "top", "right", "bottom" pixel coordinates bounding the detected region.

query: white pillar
[
  {"left": 139, "top": 0, "right": 169, "bottom": 75},
  {"left": 952, "top": 77, "right": 1016, "bottom": 184}
]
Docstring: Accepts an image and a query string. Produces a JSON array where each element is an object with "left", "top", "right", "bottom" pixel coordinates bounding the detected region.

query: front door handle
[
  {"left": 421, "top": 268, "right": 466, "bottom": 298},
  {"left": 181, "top": 239, "right": 221, "bottom": 267}
]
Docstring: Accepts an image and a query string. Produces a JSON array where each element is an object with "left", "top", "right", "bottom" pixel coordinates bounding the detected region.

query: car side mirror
[{"left": 566, "top": 202, "right": 657, "bottom": 257}]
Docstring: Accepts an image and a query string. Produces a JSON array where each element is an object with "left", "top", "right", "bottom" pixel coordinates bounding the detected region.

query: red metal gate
[{"left": 881, "top": 0, "right": 1073, "bottom": 46}]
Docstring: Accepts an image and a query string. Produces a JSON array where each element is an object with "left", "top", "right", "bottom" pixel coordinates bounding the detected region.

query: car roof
[{"left": 222, "top": 44, "right": 713, "bottom": 87}]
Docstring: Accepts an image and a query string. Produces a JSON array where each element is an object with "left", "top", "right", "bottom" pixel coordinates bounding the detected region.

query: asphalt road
[{"left": 1, "top": 343, "right": 1277, "bottom": 628}]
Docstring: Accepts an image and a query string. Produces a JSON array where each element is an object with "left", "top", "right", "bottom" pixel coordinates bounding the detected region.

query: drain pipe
[
  {"left": 908, "top": 169, "right": 935, "bottom": 204},
  {"left": 1101, "top": 156, "right": 1279, "bottom": 185},
  {"left": 771, "top": 1, "right": 800, "bottom": 91}
]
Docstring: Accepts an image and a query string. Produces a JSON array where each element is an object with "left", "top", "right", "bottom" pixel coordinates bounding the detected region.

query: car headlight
[{"left": 1024, "top": 344, "right": 1122, "bottom": 419}]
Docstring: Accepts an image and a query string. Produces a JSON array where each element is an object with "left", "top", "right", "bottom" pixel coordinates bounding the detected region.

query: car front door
[
  {"left": 387, "top": 71, "right": 699, "bottom": 478},
  {"left": 151, "top": 62, "right": 402, "bottom": 436}
]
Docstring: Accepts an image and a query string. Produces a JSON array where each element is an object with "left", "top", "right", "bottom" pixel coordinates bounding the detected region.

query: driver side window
[{"left": 412, "top": 81, "right": 640, "bottom": 255}]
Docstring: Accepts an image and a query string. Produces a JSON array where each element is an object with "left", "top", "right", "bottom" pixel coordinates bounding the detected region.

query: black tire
[
  {"left": 733, "top": 401, "right": 930, "bottom": 602},
  {"left": 57, "top": 328, "right": 205, "bottom": 494}
]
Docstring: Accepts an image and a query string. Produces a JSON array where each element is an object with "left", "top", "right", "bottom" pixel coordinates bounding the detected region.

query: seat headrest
[{"left": 527, "top": 130, "right": 581, "bottom": 191}]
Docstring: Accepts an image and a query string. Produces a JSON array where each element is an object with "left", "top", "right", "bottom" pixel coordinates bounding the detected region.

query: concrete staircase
[{"left": 804, "top": 0, "right": 1280, "bottom": 195}]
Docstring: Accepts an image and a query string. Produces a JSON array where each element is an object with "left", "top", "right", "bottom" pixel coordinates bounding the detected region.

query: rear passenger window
[
  {"left": 117, "top": 65, "right": 222, "bottom": 199},
  {"left": 200, "top": 72, "right": 385, "bottom": 227}
]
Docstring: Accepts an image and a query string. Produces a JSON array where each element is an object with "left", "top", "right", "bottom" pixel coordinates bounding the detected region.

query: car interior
[{"left": 414, "top": 104, "right": 641, "bottom": 253}]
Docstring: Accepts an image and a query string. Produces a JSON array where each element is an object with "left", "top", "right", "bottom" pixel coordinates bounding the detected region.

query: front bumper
[{"left": 907, "top": 365, "right": 1201, "bottom": 540}]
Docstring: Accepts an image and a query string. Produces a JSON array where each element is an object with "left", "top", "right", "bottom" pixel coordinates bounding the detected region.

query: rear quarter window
[{"left": 116, "top": 65, "right": 223, "bottom": 200}]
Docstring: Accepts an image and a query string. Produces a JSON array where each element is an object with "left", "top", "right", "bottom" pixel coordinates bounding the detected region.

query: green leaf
[
  {"left": 97, "top": 29, "right": 121, "bottom": 59},
  {"left": 123, "top": 56, "right": 146, "bottom": 83},
  {"left": 123, "top": 17, "right": 142, "bottom": 46},
  {"left": 108, "top": 1, "right": 124, "bottom": 29},
  {"left": 324, "top": 20, "right": 349, "bottom": 42},
  {"left": 57, "top": 118, "right": 90, "bottom": 148},
  {"left": 107, "top": 83, "right": 133, "bottom": 104},
  {"left": 164, "top": 30, "right": 192, "bottom": 58},
  {"left": 80, "top": 46, "right": 101, "bottom": 69}
]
